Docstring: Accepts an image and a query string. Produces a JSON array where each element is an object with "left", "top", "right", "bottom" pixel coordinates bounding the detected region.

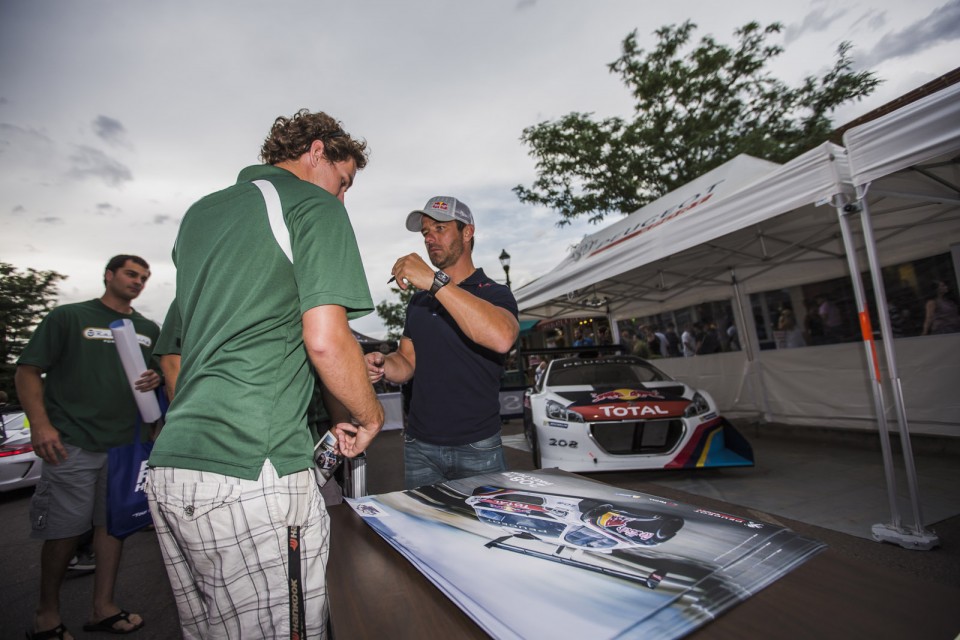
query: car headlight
[
  {"left": 683, "top": 392, "right": 710, "bottom": 418},
  {"left": 545, "top": 399, "right": 584, "bottom": 423}
]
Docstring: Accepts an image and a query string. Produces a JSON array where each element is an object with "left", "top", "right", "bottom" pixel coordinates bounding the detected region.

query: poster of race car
[{"left": 347, "top": 468, "right": 825, "bottom": 640}]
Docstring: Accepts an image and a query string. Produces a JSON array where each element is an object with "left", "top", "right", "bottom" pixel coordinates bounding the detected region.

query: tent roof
[
  {"left": 515, "top": 143, "right": 856, "bottom": 320},
  {"left": 844, "top": 81, "right": 960, "bottom": 187}
]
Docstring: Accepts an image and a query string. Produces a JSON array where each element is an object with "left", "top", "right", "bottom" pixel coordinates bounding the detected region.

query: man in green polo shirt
[
  {"left": 146, "top": 109, "right": 384, "bottom": 639},
  {"left": 17, "top": 254, "right": 161, "bottom": 638}
]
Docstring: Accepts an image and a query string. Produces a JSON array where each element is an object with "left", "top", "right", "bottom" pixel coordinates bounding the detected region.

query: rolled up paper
[{"left": 110, "top": 318, "right": 162, "bottom": 423}]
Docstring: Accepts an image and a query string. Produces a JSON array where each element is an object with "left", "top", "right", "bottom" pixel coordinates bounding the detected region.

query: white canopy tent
[
  {"left": 515, "top": 96, "right": 960, "bottom": 436},
  {"left": 516, "top": 142, "right": 864, "bottom": 429}
]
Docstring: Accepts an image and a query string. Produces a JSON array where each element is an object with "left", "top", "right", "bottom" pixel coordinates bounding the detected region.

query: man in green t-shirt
[
  {"left": 16, "top": 254, "right": 161, "bottom": 638},
  {"left": 146, "top": 109, "right": 384, "bottom": 639}
]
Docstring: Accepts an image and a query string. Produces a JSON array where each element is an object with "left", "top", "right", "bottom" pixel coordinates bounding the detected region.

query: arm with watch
[{"left": 388, "top": 252, "right": 518, "bottom": 354}]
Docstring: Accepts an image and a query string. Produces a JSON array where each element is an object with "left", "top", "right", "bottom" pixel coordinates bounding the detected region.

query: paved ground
[{"left": 3, "top": 420, "right": 958, "bottom": 639}]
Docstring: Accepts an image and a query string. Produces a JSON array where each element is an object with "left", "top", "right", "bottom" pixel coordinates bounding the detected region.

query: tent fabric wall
[{"left": 639, "top": 337, "right": 959, "bottom": 437}]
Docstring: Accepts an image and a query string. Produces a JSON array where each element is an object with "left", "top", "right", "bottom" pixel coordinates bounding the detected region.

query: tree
[
  {"left": 0, "top": 262, "right": 66, "bottom": 402},
  {"left": 375, "top": 285, "right": 417, "bottom": 342},
  {"left": 514, "top": 21, "right": 881, "bottom": 226}
]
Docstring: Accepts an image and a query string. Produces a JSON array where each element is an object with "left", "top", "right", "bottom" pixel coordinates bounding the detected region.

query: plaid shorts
[{"left": 147, "top": 461, "right": 330, "bottom": 639}]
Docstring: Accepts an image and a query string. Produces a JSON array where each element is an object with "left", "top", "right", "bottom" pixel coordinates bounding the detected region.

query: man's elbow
[{"left": 490, "top": 328, "right": 520, "bottom": 354}]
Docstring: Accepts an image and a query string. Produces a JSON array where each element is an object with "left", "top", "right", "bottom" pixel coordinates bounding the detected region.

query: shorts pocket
[
  {"left": 150, "top": 481, "right": 242, "bottom": 521},
  {"left": 30, "top": 480, "right": 51, "bottom": 532}
]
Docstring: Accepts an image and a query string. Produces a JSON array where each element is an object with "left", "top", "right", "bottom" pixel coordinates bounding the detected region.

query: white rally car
[{"left": 523, "top": 355, "right": 753, "bottom": 473}]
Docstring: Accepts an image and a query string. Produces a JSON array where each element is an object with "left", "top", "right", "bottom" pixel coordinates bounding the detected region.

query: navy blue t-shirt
[{"left": 403, "top": 268, "right": 518, "bottom": 446}]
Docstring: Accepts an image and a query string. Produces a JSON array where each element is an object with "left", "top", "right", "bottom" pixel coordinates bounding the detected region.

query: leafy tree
[
  {"left": 0, "top": 262, "right": 66, "bottom": 402},
  {"left": 514, "top": 21, "right": 881, "bottom": 225},
  {"left": 375, "top": 285, "right": 417, "bottom": 341}
]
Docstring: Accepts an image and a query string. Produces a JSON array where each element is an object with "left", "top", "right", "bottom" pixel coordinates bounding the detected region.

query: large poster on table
[{"left": 348, "top": 468, "right": 825, "bottom": 640}]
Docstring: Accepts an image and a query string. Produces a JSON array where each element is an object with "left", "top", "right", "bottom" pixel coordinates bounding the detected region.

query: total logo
[
  {"left": 572, "top": 399, "right": 687, "bottom": 420},
  {"left": 598, "top": 405, "right": 669, "bottom": 418},
  {"left": 591, "top": 388, "right": 663, "bottom": 403}
]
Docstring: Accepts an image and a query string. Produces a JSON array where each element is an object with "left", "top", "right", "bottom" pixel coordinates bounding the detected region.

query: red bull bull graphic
[{"left": 591, "top": 388, "right": 664, "bottom": 402}]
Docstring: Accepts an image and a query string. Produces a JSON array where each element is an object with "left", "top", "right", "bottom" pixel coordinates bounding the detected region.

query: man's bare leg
[
  {"left": 35, "top": 536, "right": 79, "bottom": 639},
  {"left": 88, "top": 526, "right": 142, "bottom": 631}
]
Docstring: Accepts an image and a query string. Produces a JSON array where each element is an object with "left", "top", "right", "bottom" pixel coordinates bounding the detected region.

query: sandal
[
  {"left": 26, "top": 623, "right": 70, "bottom": 640},
  {"left": 82, "top": 610, "right": 144, "bottom": 634}
]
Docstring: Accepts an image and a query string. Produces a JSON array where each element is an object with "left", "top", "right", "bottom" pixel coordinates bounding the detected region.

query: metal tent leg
[
  {"left": 853, "top": 196, "right": 938, "bottom": 550},
  {"left": 836, "top": 200, "right": 938, "bottom": 550}
]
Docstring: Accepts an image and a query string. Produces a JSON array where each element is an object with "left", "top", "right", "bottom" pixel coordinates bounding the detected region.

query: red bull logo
[
  {"left": 591, "top": 388, "right": 663, "bottom": 403},
  {"left": 597, "top": 512, "right": 654, "bottom": 540}
]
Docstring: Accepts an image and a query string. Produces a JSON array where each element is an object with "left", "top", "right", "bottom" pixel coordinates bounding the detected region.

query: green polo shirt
[
  {"left": 149, "top": 164, "right": 373, "bottom": 479},
  {"left": 17, "top": 299, "right": 160, "bottom": 452}
]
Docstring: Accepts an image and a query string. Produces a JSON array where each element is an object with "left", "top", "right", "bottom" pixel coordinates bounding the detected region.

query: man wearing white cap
[{"left": 366, "top": 196, "right": 519, "bottom": 489}]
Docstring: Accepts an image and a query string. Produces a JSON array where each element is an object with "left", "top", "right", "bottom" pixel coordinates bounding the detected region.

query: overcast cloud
[
  {"left": 1, "top": 0, "right": 958, "bottom": 338},
  {"left": 858, "top": 0, "right": 960, "bottom": 67}
]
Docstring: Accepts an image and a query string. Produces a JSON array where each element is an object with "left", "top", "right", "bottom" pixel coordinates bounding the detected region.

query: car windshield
[{"left": 547, "top": 361, "right": 666, "bottom": 387}]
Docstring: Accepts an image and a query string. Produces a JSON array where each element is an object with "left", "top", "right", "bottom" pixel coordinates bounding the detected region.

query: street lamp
[{"left": 499, "top": 249, "right": 511, "bottom": 289}]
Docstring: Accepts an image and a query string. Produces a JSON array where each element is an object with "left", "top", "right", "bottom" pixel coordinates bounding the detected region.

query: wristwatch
[{"left": 430, "top": 270, "right": 451, "bottom": 295}]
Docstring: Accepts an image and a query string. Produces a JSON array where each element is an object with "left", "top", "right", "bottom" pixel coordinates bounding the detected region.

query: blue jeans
[{"left": 403, "top": 432, "right": 507, "bottom": 490}]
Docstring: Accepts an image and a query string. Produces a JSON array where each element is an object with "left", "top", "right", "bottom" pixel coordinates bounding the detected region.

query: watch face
[{"left": 431, "top": 270, "right": 450, "bottom": 294}]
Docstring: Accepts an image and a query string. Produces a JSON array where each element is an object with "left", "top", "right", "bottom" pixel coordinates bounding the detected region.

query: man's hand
[
  {"left": 365, "top": 352, "right": 385, "bottom": 383},
  {"left": 31, "top": 422, "right": 68, "bottom": 465},
  {"left": 332, "top": 422, "right": 379, "bottom": 459},
  {"left": 134, "top": 369, "right": 162, "bottom": 392},
  {"left": 390, "top": 253, "right": 435, "bottom": 291}
]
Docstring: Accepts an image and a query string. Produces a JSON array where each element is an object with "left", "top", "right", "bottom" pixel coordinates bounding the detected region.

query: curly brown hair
[{"left": 259, "top": 109, "right": 369, "bottom": 168}]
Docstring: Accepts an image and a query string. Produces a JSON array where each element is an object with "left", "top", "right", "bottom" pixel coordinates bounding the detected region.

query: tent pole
[
  {"left": 729, "top": 269, "right": 769, "bottom": 420},
  {"left": 853, "top": 194, "right": 938, "bottom": 549},
  {"left": 834, "top": 200, "right": 904, "bottom": 538},
  {"left": 730, "top": 269, "right": 755, "bottom": 363}
]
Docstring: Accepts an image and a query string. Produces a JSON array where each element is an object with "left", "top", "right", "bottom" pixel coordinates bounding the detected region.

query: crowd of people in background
[
  {"left": 580, "top": 319, "right": 733, "bottom": 360},
  {"left": 529, "top": 273, "right": 960, "bottom": 365}
]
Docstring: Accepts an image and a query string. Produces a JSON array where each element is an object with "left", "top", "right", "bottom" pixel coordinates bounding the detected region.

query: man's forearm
[
  {"left": 382, "top": 352, "right": 414, "bottom": 385},
  {"left": 434, "top": 285, "right": 519, "bottom": 353},
  {"left": 304, "top": 306, "right": 384, "bottom": 431},
  {"left": 320, "top": 384, "right": 352, "bottom": 425},
  {"left": 313, "top": 342, "right": 383, "bottom": 429},
  {"left": 14, "top": 366, "right": 52, "bottom": 428}
]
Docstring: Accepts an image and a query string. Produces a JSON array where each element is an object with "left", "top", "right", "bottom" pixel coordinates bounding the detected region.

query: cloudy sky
[{"left": 2, "top": 0, "right": 958, "bottom": 338}]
